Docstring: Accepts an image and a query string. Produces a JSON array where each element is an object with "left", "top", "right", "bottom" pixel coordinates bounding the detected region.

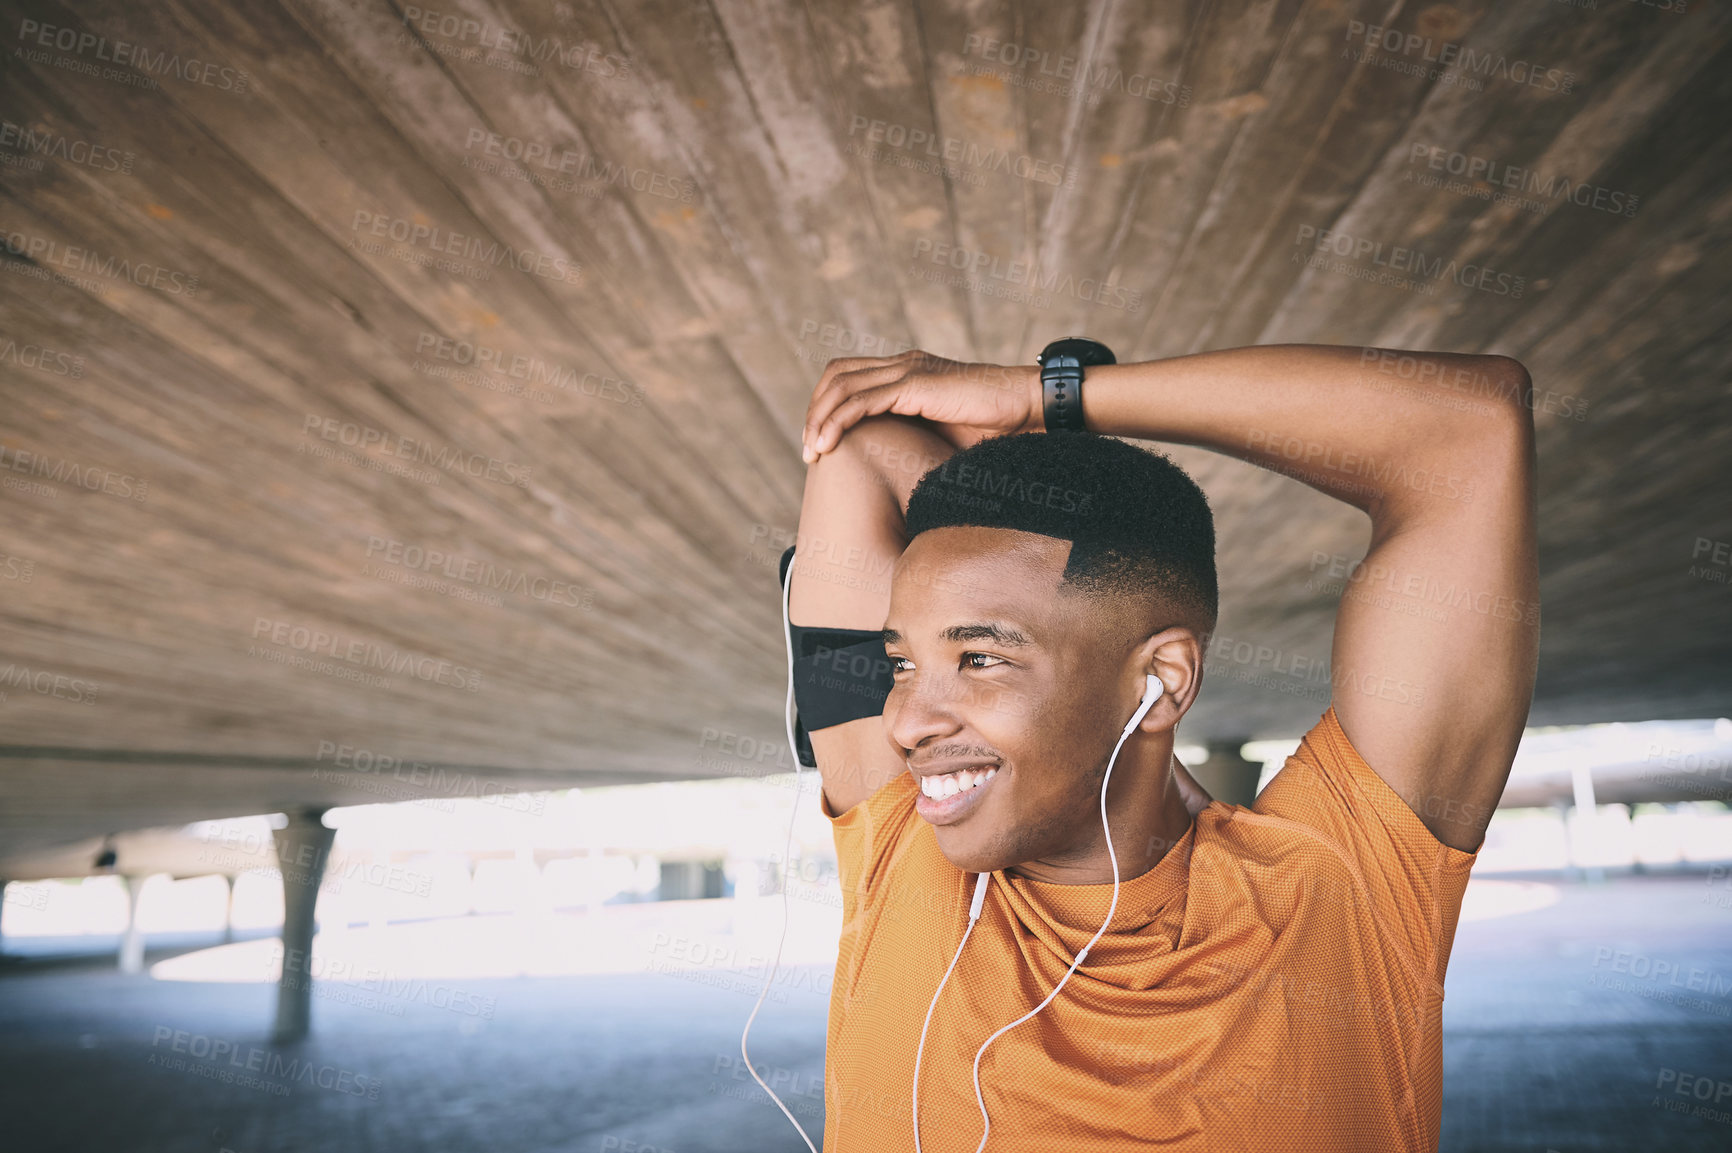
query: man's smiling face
[{"left": 882, "top": 525, "right": 1144, "bottom": 874}]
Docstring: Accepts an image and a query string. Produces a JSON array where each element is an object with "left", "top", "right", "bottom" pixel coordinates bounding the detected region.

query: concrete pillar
[
  {"left": 119, "top": 874, "right": 147, "bottom": 974},
  {"left": 1568, "top": 765, "right": 1604, "bottom": 882},
  {"left": 1187, "top": 741, "right": 1262, "bottom": 808},
  {"left": 1553, "top": 800, "right": 1579, "bottom": 880},
  {"left": 271, "top": 809, "right": 334, "bottom": 1043}
]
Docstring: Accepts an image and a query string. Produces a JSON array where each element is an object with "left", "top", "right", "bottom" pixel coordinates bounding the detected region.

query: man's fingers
[
  {"left": 809, "top": 383, "right": 910, "bottom": 458},
  {"left": 804, "top": 361, "right": 914, "bottom": 454},
  {"left": 813, "top": 355, "right": 897, "bottom": 396}
]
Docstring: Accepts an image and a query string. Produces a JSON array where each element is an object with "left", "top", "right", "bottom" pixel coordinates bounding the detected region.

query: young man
[{"left": 782, "top": 344, "right": 1538, "bottom": 1152}]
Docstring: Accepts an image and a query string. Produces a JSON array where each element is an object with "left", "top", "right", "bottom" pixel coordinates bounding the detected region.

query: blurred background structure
[{"left": 2, "top": 0, "right": 1730, "bottom": 1150}]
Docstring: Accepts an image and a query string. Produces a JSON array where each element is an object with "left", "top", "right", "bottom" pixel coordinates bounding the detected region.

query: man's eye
[
  {"left": 962, "top": 652, "right": 1003, "bottom": 669},
  {"left": 889, "top": 656, "right": 913, "bottom": 673}
]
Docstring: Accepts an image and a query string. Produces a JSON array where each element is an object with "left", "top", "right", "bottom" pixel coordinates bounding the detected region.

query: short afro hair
[{"left": 903, "top": 430, "right": 1217, "bottom": 630}]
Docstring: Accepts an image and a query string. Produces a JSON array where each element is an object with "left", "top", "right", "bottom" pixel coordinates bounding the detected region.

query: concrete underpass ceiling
[{"left": 2, "top": 0, "right": 1730, "bottom": 868}]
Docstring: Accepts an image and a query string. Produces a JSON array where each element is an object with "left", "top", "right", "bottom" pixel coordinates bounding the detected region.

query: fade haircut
[{"left": 903, "top": 430, "right": 1218, "bottom": 632}]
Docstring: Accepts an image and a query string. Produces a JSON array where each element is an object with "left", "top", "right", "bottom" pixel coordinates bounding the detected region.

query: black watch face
[{"left": 1040, "top": 337, "right": 1115, "bottom": 367}]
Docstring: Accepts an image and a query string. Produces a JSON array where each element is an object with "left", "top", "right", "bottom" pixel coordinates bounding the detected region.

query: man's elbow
[
  {"left": 1464, "top": 355, "right": 1536, "bottom": 483},
  {"left": 1458, "top": 354, "right": 1534, "bottom": 443},
  {"left": 1480, "top": 356, "right": 1532, "bottom": 411}
]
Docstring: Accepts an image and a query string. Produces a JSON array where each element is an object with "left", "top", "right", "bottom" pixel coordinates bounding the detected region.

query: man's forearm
[
  {"left": 1079, "top": 344, "right": 1531, "bottom": 522},
  {"left": 788, "top": 415, "right": 957, "bottom": 629}
]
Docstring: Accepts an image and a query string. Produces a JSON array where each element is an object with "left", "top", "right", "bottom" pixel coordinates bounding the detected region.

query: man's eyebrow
[
  {"left": 880, "top": 623, "right": 1033, "bottom": 647},
  {"left": 944, "top": 622, "right": 1032, "bottom": 646}
]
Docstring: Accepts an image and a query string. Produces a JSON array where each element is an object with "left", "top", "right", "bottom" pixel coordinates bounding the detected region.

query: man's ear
[{"left": 1135, "top": 627, "right": 1202, "bottom": 734}]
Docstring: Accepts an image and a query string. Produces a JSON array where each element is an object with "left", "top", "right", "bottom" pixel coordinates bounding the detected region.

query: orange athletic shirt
[{"left": 819, "top": 706, "right": 1478, "bottom": 1153}]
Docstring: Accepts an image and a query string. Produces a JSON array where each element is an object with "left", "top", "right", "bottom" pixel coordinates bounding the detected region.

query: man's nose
[{"left": 885, "top": 672, "right": 968, "bottom": 750}]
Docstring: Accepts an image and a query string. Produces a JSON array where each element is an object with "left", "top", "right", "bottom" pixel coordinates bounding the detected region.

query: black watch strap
[{"left": 1038, "top": 337, "right": 1115, "bottom": 432}]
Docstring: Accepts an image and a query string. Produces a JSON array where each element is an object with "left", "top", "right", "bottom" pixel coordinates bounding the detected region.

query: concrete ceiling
[{"left": 2, "top": 0, "right": 1730, "bottom": 870}]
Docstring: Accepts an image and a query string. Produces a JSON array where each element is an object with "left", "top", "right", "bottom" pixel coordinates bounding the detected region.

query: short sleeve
[
  {"left": 823, "top": 772, "right": 920, "bottom": 925},
  {"left": 1252, "top": 707, "right": 1479, "bottom": 989}
]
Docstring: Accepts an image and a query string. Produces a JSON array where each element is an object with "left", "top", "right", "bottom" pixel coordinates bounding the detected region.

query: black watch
[{"left": 1037, "top": 337, "right": 1115, "bottom": 432}]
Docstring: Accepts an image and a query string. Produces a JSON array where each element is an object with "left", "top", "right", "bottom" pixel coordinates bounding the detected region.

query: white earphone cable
[
  {"left": 739, "top": 547, "right": 819, "bottom": 1153},
  {"left": 964, "top": 680, "right": 1160, "bottom": 1153},
  {"left": 913, "top": 871, "right": 991, "bottom": 1152}
]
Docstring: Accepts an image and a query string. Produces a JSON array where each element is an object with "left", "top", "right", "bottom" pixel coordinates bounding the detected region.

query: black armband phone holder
[{"left": 779, "top": 545, "right": 897, "bottom": 768}]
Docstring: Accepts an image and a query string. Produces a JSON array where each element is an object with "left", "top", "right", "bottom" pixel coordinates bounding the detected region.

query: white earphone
[
  {"left": 755, "top": 546, "right": 1167, "bottom": 1153},
  {"left": 914, "top": 673, "right": 1163, "bottom": 1152}
]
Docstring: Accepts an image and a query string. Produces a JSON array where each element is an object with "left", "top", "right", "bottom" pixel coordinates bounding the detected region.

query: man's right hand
[{"left": 801, "top": 350, "right": 1043, "bottom": 463}]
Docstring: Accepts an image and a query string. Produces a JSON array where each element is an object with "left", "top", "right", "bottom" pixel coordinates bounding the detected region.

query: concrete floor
[{"left": 1, "top": 872, "right": 1728, "bottom": 1153}]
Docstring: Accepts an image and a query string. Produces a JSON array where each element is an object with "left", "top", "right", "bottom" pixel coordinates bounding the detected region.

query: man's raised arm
[
  {"left": 788, "top": 401, "right": 961, "bottom": 816},
  {"left": 1078, "top": 345, "right": 1539, "bottom": 850}
]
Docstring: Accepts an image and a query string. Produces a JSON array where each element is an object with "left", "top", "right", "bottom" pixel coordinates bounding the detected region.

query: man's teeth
[{"left": 920, "top": 767, "right": 998, "bottom": 800}]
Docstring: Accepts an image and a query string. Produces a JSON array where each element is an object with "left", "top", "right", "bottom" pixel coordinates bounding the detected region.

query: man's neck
[{"left": 1006, "top": 754, "right": 1196, "bottom": 885}]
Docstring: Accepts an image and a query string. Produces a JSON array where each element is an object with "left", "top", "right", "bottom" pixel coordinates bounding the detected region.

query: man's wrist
[
  {"left": 1023, "top": 365, "right": 1046, "bottom": 431},
  {"left": 1037, "top": 338, "right": 1117, "bottom": 432}
]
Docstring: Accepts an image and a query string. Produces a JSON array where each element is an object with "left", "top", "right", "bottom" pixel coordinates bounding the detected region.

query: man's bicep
[
  {"left": 812, "top": 717, "right": 906, "bottom": 816},
  {"left": 1329, "top": 406, "right": 1538, "bottom": 851}
]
